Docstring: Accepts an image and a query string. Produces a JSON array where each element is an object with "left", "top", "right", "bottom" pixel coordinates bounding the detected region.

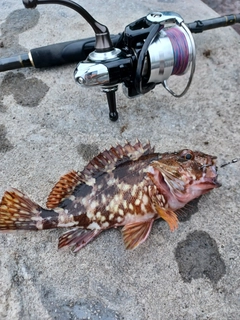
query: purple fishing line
[{"left": 166, "top": 27, "right": 190, "bottom": 76}]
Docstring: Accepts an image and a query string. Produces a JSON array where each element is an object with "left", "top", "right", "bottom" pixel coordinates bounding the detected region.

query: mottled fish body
[{"left": 0, "top": 141, "right": 220, "bottom": 251}]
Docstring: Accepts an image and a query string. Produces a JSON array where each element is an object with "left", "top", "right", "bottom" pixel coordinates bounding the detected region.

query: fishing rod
[{"left": 0, "top": 0, "right": 240, "bottom": 121}]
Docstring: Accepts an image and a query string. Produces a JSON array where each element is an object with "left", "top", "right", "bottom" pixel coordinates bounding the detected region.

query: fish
[{"left": 0, "top": 141, "right": 220, "bottom": 252}]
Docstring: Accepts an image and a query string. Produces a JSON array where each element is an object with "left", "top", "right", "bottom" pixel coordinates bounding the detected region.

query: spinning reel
[
  {"left": 74, "top": 11, "right": 196, "bottom": 121},
  {"left": 1, "top": 0, "right": 240, "bottom": 121},
  {"left": 24, "top": 0, "right": 195, "bottom": 121}
]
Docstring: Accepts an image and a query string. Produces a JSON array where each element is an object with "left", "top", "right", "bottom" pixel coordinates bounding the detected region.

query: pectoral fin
[
  {"left": 122, "top": 220, "right": 154, "bottom": 250},
  {"left": 155, "top": 205, "right": 178, "bottom": 231}
]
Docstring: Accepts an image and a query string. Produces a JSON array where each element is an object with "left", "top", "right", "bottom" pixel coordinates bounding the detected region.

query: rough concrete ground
[{"left": 0, "top": 0, "right": 239, "bottom": 319}]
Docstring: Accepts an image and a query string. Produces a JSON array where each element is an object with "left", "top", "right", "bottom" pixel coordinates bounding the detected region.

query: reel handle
[{"left": 22, "top": 0, "right": 113, "bottom": 52}]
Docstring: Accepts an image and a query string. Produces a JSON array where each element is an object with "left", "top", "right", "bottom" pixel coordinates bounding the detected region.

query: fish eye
[
  {"left": 185, "top": 153, "right": 193, "bottom": 160},
  {"left": 179, "top": 150, "right": 195, "bottom": 161}
]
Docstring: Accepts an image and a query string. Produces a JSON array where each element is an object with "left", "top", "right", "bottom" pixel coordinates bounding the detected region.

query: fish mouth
[
  {"left": 198, "top": 176, "right": 221, "bottom": 190},
  {"left": 202, "top": 161, "right": 221, "bottom": 186},
  {"left": 207, "top": 167, "right": 221, "bottom": 187},
  {"left": 210, "top": 176, "right": 221, "bottom": 188},
  {"left": 192, "top": 164, "right": 221, "bottom": 192}
]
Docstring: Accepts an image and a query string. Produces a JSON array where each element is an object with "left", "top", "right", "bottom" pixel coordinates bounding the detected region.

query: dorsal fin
[
  {"left": 81, "top": 140, "right": 154, "bottom": 180},
  {"left": 46, "top": 170, "right": 82, "bottom": 209}
]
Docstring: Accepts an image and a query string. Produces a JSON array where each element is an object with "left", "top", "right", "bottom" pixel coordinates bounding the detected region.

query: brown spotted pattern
[{"left": 53, "top": 141, "right": 160, "bottom": 230}]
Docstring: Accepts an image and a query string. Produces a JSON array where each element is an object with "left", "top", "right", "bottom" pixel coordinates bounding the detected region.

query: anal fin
[
  {"left": 58, "top": 228, "right": 101, "bottom": 253},
  {"left": 122, "top": 220, "right": 154, "bottom": 250}
]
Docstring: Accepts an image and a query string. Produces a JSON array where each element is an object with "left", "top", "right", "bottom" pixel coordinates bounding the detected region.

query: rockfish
[{"left": 0, "top": 141, "right": 220, "bottom": 252}]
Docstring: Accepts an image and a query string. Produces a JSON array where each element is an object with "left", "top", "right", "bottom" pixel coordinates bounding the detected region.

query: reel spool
[{"left": 129, "top": 12, "right": 196, "bottom": 98}]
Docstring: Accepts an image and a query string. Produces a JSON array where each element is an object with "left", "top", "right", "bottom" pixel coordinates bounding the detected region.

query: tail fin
[{"left": 0, "top": 188, "right": 43, "bottom": 231}]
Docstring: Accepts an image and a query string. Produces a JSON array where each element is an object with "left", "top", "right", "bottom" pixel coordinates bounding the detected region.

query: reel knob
[{"left": 22, "top": 0, "right": 38, "bottom": 8}]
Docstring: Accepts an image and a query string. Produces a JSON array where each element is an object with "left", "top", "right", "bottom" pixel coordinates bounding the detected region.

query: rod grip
[
  {"left": 30, "top": 34, "right": 121, "bottom": 68},
  {"left": 0, "top": 35, "right": 121, "bottom": 71},
  {"left": 30, "top": 37, "right": 96, "bottom": 68}
]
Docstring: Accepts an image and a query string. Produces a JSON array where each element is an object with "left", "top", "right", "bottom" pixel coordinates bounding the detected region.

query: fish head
[{"left": 149, "top": 149, "right": 221, "bottom": 209}]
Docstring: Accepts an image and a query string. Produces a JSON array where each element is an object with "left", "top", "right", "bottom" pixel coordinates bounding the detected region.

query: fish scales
[
  {"left": 0, "top": 141, "right": 220, "bottom": 252},
  {"left": 55, "top": 152, "right": 160, "bottom": 229}
]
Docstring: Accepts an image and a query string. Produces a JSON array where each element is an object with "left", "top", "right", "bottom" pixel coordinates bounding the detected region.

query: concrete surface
[{"left": 0, "top": 0, "right": 239, "bottom": 319}]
